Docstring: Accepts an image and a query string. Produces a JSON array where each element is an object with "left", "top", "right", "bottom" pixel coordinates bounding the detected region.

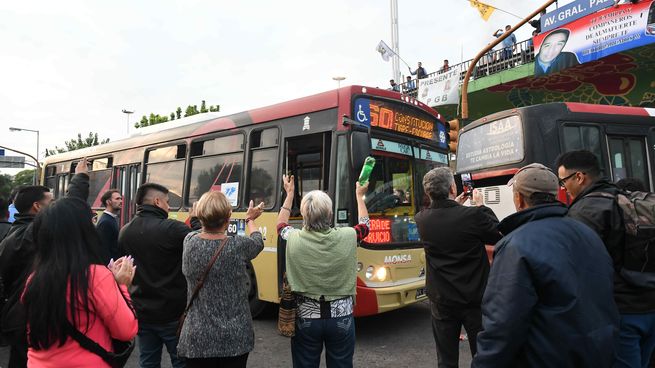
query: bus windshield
[
  {"left": 364, "top": 138, "right": 447, "bottom": 244},
  {"left": 457, "top": 115, "right": 524, "bottom": 173}
]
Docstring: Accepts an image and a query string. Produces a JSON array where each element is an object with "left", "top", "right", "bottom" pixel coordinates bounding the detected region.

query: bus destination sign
[{"left": 353, "top": 98, "right": 436, "bottom": 140}]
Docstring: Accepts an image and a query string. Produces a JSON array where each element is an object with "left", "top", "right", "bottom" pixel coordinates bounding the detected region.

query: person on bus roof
[
  {"left": 557, "top": 150, "right": 655, "bottom": 367},
  {"left": 276, "top": 174, "right": 370, "bottom": 368},
  {"left": 473, "top": 163, "right": 619, "bottom": 368},
  {"left": 415, "top": 167, "right": 501, "bottom": 368}
]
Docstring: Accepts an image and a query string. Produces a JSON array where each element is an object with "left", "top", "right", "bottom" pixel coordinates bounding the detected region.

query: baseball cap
[{"left": 507, "top": 163, "right": 558, "bottom": 196}]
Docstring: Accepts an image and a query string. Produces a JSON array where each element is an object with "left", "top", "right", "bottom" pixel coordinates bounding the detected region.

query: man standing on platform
[{"left": 96, "top": 189, "right": 123, "bottom": 262}]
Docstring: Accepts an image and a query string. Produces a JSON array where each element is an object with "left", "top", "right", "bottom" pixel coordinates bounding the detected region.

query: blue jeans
[
  {"left": 614, "top": 312, "right": 655, "bottom": 368},
  {"left": 291, "top": 315, "right": 355, "bottom": 368},
  {"left": 138, "top": 321, "right": 185, "bottom": 368}
]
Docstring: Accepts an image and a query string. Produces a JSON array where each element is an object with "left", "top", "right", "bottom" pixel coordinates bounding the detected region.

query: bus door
[
  {"left": 113, "top": 164, "right": 141, "bottom": 226},
  {"left": 277, "top": 132, "right": 331, "bottom": 293},
  {"left": 606, "top": 134, "right": 651, "bottom": 190}
]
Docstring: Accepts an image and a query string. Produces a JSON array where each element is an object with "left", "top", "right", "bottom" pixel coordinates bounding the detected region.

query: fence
[{"left": 398, "top": 37, "right": 535, "bottom": 98}]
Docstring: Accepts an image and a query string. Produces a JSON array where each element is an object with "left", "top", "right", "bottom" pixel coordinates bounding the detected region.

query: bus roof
[
  {"left": 463, "top": 102, "right": 655, "bottom": 133},
  {"left": 44, "top": 85, "right": 440, "bottom": 165}
]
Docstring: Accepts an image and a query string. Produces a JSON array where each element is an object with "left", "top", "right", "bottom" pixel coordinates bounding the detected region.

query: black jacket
[
  {"left": 118, "top": 205, "right": 200, "bottom": 324},
  {"left": 568, "top": 179, "right": 655, "bottom": 313},
  {"left": 0, "top": 221, "right": 10, "bottom": 241},
  {"left": 415, "top": 199, "right": 501, "bottom": 307},
  {"left": 0, "top": 173, "right": 89, "bottom": 299},
  {"left": 473, "top": 204, "right": 619, "bottom": 368},
  {"left": 96, "top": 212, "right": 119, "bottom": 263}
]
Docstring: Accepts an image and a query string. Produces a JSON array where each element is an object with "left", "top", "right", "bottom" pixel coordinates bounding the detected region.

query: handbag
[
  {"left": 277, "top": 273, "right": 296, "bottom": 337},
  {"left": 64, "top": 287, "right": 136, "bottom": 368},
  {"left": 176, "top": 237, "right": 228, "bottom": 337}
]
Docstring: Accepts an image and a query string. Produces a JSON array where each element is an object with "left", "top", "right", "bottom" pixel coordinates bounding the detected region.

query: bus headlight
[
  {"left": 375, "top": 267, "right": 388, "bottom": 281},
  {"left": 357, "top": 262, "right": 363, "bottom": 272},
  {"left": 366, "top": 266, "right": 374, "bottom": 280}
]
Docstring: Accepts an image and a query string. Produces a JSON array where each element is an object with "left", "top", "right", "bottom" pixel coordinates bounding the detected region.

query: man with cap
[{"left": 472, "top": 163, "right": 619, "bottom": 368}]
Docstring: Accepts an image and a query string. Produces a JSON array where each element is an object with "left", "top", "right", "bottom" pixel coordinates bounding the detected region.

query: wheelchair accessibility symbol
[{"left": 356, "top": 104, "right": 368, "bottom": 123}]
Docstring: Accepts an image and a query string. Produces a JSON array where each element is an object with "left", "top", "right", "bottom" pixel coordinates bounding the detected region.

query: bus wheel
[{"left": 246, "top": 261, "right": 268, "bottom": 318}]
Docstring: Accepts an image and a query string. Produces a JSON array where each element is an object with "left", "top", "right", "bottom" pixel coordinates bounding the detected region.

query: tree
[
  {"left": 134, "top": 100, "right": 219, "bottom": 129},
  {"left": 0, "top": 174, "right": 12, "bottom": 199},
  {"left": 46, "top": 132, "right": 110, "bottom": 156},
  {"left": 200, "top": 100, "right": 208, "bottom": 113},
  {"left": 170, "top": 112, "right": 175, "bottom": 121},
  {"left": 176, "top": 107, "right": 182, "bottom": 119},
  {"left": 13, "top": 169, "right": 36, "bottom": 187}
]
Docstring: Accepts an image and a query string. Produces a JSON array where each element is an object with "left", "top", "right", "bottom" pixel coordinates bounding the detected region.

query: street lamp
[
  {"left": 122, "top": 109, "right": 134, "bottom": 135},
  {"left": 332, "top": 76, "right": 346, "bottom": 88},
  {"left": 9, "top": 126, "right": 40, "bottom": 184}
]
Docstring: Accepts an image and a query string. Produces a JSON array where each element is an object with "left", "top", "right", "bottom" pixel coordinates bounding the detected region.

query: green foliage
[
  {"left": 13, "top": 169, "right": 36, "bottom": 187},
  {"left": 134, "top": 100, "right": 220, "bottom": 129},
  {"left": 46, "top": 132, "right": 110, "bottom": 156},
  {"left": 0, "top": 174, "right": 12, "bottom": 199}
]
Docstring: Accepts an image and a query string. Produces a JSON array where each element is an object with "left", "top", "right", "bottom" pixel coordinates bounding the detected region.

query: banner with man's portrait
[
  {"left": 533, "top": 0, "right": 655, "bottom": 76},
  {"left": 417, "top": 66, "right": 461, "bottom": 107}
]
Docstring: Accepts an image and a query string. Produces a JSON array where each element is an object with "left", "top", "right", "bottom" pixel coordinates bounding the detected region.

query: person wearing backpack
[{"left": 556, "top": 150, "right": 655, "bottom": 368}]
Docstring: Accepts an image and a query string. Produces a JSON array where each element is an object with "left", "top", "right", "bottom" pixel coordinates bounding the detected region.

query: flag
[
  {"left": 470, "top": 0, "right": 495, "bottom": 21},
  {"left": 376, "top": 40, "right": 394, "bottom": 62}
]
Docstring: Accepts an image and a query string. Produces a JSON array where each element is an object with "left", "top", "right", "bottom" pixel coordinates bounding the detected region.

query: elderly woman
[
  {"left": 276, "top": 175, "right": 370, "bottom": 368},
  {"left": 177, "top": 192, "right": 264, "bottom": 368}
]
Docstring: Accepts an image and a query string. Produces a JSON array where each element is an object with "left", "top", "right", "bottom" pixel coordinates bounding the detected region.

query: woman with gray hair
[{"left": 276, "top": 175, "right": 370, "bottom": 368}]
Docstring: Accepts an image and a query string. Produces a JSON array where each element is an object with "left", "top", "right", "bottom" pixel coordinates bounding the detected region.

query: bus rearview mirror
[{"left": 350, "top": 130, "right": 371, "bottom": 171}]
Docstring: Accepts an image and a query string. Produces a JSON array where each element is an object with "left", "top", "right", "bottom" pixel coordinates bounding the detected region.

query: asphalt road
[{"left": 1, "top": 300, "right": 474, "bottom": 367}]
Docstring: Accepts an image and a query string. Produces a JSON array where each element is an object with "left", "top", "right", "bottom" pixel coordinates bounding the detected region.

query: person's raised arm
[
  {"left": 67, "top": 157, "right": 90, "bottom": 201},
  {"left": 277, "top": 174, "right": 294, "bottom": 227},
  {"left": 355, "top": 181, "right": 369, "bottom": 220},
  {"left": 245, "top": 200, "right": 264, "bottom": 234}
]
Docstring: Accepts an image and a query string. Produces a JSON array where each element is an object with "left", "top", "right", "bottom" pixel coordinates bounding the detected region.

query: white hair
[{"left": 300, "top": 190, "right": 333, "bottom": 232}]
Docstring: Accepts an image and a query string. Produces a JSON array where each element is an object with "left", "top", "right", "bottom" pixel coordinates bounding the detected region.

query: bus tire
[{"left": 246, "top": 261, "right": 268, "bottom": 318}]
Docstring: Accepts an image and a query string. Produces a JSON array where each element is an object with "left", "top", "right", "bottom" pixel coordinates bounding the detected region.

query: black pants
[
  {"left": 186, "top": 353, "right": 249, "bottom": 368},
  {"left": 430, "top": 302, "right": 481, "bottom": 368}
]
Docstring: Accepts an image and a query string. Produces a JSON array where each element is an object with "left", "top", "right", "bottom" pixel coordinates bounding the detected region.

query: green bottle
[{"left": 358, "top": 156, "right": 376, "bottom": 185}]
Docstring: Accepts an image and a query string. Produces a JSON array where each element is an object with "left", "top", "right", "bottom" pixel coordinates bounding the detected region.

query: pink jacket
[{"left": 27, "top": 265, "right": 138, "bottom": 368}]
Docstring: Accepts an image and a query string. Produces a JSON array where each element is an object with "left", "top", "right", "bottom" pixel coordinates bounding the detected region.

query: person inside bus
[
  {"left": 473, "top": 163, "right": 618, "bottom": 367},
  {"left": 415, "top": 167, "right": 501, "bottom": 368},
  {"left": 177, "top": 192, "right": 264, "bottom": 368},
  {"left": 557, "top": 150, "right": 655, "bottom": 367},
  {"left": 534, "top": 28, "right": 579, "bottom": 76},
  {"left": 276, "top": 174, "right": 370, "bottom": 368}
]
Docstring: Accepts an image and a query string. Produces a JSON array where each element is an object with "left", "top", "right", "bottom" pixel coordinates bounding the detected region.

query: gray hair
[
  {"left": 423, "top": 167, "right": 454, "bottom": 201},
  {"left": 300, "top": 190, "right": 333, "bottom": 232}
]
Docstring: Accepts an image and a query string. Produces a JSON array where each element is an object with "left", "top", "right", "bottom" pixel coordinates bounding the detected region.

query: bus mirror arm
[{"left": 342, "top": 115, "right": 370, "bottom": 133}]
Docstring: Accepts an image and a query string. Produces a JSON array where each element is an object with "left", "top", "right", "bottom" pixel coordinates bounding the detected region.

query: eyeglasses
[{"left": 558, "top": 172, "right": 578, "bottom": 187}]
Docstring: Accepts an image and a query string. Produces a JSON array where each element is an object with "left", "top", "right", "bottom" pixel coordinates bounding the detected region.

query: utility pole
[
  {"left": 390, "top": 0, "right": 401, "bottom": 84},
  {"left": 122, "top": 109, "right": 134, "bottom": 135}
]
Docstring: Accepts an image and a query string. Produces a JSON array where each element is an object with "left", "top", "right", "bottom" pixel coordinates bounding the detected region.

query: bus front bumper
[{"left": 353, "top": 277, "right": 428, "bottom": 317}]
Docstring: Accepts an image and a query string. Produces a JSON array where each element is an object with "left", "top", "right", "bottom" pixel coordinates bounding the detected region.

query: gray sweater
[{"left": 177, "top": 231, "right": 264, "bottom": 358}]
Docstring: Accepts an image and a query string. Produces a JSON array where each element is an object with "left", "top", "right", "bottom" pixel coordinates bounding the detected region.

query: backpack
[{"left": 590, "top": 190, "right": 655, "bottom": 289}]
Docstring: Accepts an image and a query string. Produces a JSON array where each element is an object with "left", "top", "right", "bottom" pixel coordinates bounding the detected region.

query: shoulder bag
[
  {"left": 176, "top": 236, "right": 228, "bottom": 337},
  {"left": 65, "top": 286, "right": 136, "bottom": 368},
  {"left": 277, "top": 273, "right": 296, "bottom": 337}
]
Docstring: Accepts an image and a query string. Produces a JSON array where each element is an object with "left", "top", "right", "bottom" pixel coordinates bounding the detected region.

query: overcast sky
[{"left": 0, "top": 0, "right": 564, "bottom": 175}]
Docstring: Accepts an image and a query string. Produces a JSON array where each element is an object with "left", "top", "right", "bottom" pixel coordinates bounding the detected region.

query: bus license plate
[{"left": 415, "top": 287, "right": 426, "bottom": 299}]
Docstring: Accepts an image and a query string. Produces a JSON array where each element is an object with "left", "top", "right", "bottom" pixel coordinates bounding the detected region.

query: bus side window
[
  {"left": 562, "top": 125, "right": 605, "bottom": 175},
  {"left": 248, "top": 128, "right": 279, "bottom": 209},
  {"left": 144, "top": 144, "right": 187, "bottom": 210},
  {"left": 188, "top": 134, "right": 245, "bottom": 207},
  {"left": 608, "top": 136, "right": 650, "bottom": 188},
  {"left": 85, "top": 157, "right": 113, "bottom": 208},
  {"left": 284, "top": 133, "right": 331, "bottom": 215}
]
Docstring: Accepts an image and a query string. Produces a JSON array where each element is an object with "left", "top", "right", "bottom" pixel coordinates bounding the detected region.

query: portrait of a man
[{"left": 534, "top": 29, "right": 580, "bottom": 76}]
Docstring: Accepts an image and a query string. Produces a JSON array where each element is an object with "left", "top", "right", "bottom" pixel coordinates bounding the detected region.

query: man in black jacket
[
  {"left": 0, "top": 160, "right": 89, "bottom": 368},
  {"left": 96, "top": 189, "right": 122, "bottom": 262},
  {"left": 118, "top": 183, "right": 199, "bottom": 368},
  {"left": 557, "top": 150, "right": 655, "bottom": 367},
  {"left": 0, "top": 197, "right": 11, "bottom": 240},
  {"left": 473, "top": 163, "right": 619, "bottom": 367},
  {"left": 415, "top": 167, "right": 501, "bottom": 368}
]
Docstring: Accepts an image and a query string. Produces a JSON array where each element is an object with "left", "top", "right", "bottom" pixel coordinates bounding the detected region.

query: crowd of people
[{"left": 0, "top": 148, "right": 654, "bottom": 367}]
